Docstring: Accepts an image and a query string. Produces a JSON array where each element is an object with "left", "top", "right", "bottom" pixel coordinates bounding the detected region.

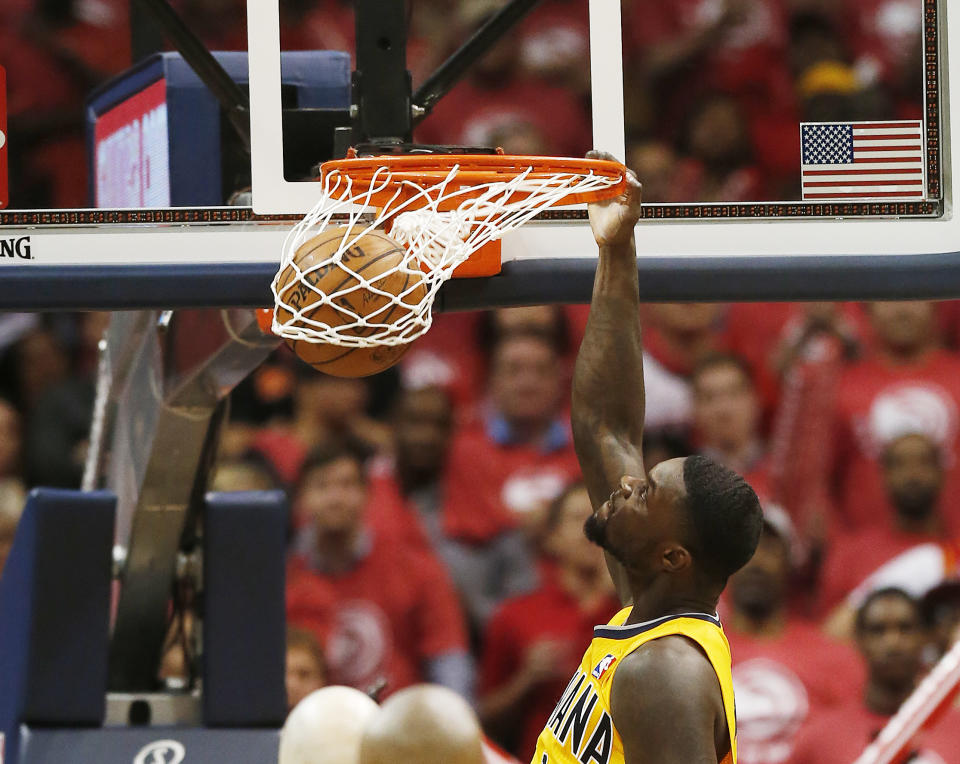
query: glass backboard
[{"left": 0, "top": 0, "right": 957, "bottom": 311}]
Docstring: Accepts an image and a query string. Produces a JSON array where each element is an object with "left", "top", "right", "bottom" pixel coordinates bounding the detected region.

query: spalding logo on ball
[{"left": 275, "top": 226, "right": 427, "bottom": 378}]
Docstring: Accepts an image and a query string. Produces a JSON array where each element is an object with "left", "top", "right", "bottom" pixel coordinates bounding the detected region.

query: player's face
[{"left": 585, "top": 458, "right": 688, "bottom": 570}]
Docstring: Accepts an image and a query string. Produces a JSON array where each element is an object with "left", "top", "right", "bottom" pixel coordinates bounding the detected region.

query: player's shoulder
[
  {"left": 611, "top": 635, "right": 723, "bottom": 709},
  {"left": 609, "top": 636, "right": 725, "bottom": 743}
]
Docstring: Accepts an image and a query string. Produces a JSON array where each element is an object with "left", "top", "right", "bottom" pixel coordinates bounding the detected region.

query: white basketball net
[{"left": 272, "top": 161, "right": 620, "bottom": 348}]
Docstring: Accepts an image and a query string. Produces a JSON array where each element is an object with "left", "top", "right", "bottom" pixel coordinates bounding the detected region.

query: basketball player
[{"left": 531, "top": 153, "right": 763, "bottom": 764}]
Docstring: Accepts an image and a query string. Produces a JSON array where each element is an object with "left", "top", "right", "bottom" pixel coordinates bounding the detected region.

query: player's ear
[{"left": 661, "top": 544, "right": 692, "bottom": 573}]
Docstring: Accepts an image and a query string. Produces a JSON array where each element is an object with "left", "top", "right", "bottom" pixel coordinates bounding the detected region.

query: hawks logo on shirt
[{"left": 591, "top": 654, "right": 617, "bottom": 680}]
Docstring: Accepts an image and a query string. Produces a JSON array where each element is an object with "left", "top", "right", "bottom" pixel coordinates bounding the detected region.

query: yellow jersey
[{"left": 530, "top": 608, "right": 737, "bottom": 764}]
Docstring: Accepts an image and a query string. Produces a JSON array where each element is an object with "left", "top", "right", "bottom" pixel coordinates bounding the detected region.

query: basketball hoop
[{"left": 269, "top": 151, "right": 626, "bottom": 349}]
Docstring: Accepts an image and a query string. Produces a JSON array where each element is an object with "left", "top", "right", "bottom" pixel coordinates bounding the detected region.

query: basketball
[{"left": 275, "top": 226, "right": 427, "bottom": 377}]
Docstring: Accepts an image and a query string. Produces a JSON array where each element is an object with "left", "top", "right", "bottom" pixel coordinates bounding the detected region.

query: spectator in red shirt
[
  {"left": 691, "top": 353, "right": 768, "bottom": 488},
  {"left": 366, "top": 385, "right": 537, "bottom": 633},
  {"left": 789, "top": 588, "right": 960, "bottom": 764},
  {"left": 478, "top": 482, "right": 620, "bottom": 760},
  {"left": 253, "top": 368, "right": 391, "bottom": 491},
  {"left": 842, "top": 0, "right": 924, "bottom": 90},
  {"left": 921, "top": 580, "right": 960, "bottom": 662},
  {"left": 285, "top": 626, "right": 328, "bottom": 713},
  {"left": 674, "top": 94, "right": 769, "bottom": 202},
  {"left": 627, "top": 0, "right": 791, "bottom": 103},
  {"left": 725, "top": 510, "right": 862, "bottom": 764},
  {"left": 415, "top": 4, "right": 590, "bottom": 156},
  {"left": 821, "top": 431, "right": 956, "bottom": 616},
  {"left": 725, "top": 302, "right": 867, "bottom": 411},
  {"left": 640, "top": 303, "right": 727, "bottom": 435},
  {"left": 626, "top": 0, "right": 796, "bottom": 179},
  {"left": 830, "top": 301, "right": 960, "bottom": 535},
  {"left": 442, "top": 329, "right": 581, "bottom": 541},
  {"left": 286, "top": 443, "right": 473, "bottom": 699}
]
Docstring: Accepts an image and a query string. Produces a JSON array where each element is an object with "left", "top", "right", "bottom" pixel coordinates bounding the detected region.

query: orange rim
[{"left": 319, "top": 151, "right": 627, "bottom": 209}]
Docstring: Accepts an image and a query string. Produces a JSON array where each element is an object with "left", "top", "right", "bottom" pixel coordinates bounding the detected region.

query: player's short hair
[
  {"left": 681, "top": 455, "right": 763, "bottom": 584},
  {"left": 855, "top": 587, "right": 919, "bottom": 633}
]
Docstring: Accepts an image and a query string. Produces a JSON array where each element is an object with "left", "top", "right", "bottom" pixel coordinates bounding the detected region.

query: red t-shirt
[
  {"left": 626, "top": 0, "right": 795, "bottom": 150},
  {"left": 726, "top": 620, "right": 863, "bottom": 764},
  {"left": 286, "top": 530, "right": 468, "bottom": 696},
  {"left": 843, "top": 0, "right": 924, "bottom": 86},
  {"left": 483, "top": 737, "right": 523, "bottom": 764},
  {"left": 725, "top": 303, "right": 871, "bottom": 413},
  {"left": 364, "top": 461, "right": 434, "bottom": 553},
  {"left": 415, "top": 78, "right": 591, "bottom": 158},
  {"left": 251, "top": 426, "right": 308, "bottom": 486},
  {"left": 441, "top": 422, "right": 581, "bottom": 543},
  {"left": 789, "top": 701, "right": 960, "bottom": 764},
  {"left": 479, "top": 582, "right": 621, "bottom": 760},
  {"left": 397, "top": 311, "right": 486, "bottom": 414},
  {"left": 831, "top": 351, "right": 960, "bottom": 534},
  {"left": 819, "top": 526, "right": 946, "bottom": 613}
]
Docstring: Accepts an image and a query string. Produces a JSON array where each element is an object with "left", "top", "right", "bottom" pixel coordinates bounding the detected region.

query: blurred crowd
[
  {"left": 3, "top": 298, "right": 960, "bottom": 762},
  {"left": 1, "top": 0, "right": 925, "bottom": 208},
  {"left": 2, "top": 0, "right": 957, "bottom": 763}
]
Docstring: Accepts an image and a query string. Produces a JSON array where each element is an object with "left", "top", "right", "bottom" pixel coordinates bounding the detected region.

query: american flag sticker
[{"left": 800, "top": 120, "right": 925, "bottom": 201}]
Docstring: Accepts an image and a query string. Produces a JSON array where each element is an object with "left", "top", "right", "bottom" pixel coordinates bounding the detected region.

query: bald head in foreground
[
  {"left": 359, "top": 684, "right": 484, "bottom": 764},
  {"left": 279, "top": 686, "right": 379, "bottom": 764}
]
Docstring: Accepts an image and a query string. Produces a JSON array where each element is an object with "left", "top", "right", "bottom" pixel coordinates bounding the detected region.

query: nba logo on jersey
[{"left": 591, "top": 654, "right": 617, "bottom": 680}]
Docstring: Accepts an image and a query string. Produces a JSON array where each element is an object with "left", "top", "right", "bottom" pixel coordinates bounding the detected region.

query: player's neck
[
  {"left": 625, "top": 581, "right": 719, "bottom": 626},
  {"left": 864, "top": 678, "right": 916, "bottom": 717}
]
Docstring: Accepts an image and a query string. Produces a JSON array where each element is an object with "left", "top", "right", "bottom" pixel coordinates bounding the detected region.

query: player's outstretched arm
[
  {"left": 572, "top": 152, "right": 644, "bottom": 599},
  {"left": 610, "top": 638, "right": 727, "bottom": 764}
]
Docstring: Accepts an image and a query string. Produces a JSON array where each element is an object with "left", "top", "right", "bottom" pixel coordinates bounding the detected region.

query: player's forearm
[{"left": 572, "top": 237, "right": 645, "bottom": 449}]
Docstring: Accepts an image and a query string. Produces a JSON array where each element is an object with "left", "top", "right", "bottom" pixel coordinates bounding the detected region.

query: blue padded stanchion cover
[
  {"left": 203, "top": 490, "right": 287, "bottom": 727},
  {"left": 0, "top": 489, "right": 116, "bottom": 763},
  {"left": 18, "top": 727, "right": 281, "bottom": 763}
]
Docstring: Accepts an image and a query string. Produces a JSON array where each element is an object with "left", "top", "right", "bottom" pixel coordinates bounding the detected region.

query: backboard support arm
[
  {"left": 413, "top": 0, "right": 545, "bottom": 121},
  {"left": 131, "top": 0, "right": 251, "bottom": 153}
]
